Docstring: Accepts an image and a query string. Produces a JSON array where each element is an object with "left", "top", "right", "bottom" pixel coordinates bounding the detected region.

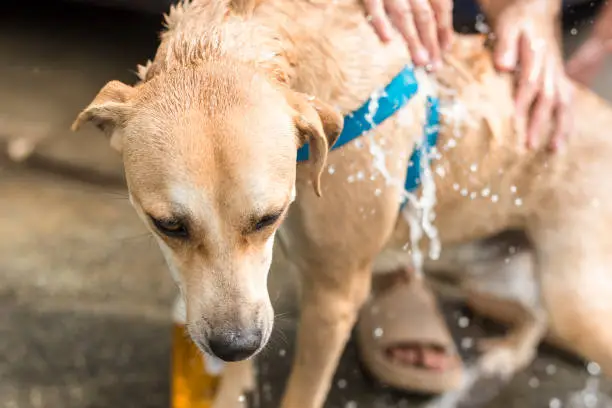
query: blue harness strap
[
  {"left": 404, "top": 96, "right": 440, "bottom": 192},
  {"left": 296, "top": 65, "right": 440, "bottom": 198}
]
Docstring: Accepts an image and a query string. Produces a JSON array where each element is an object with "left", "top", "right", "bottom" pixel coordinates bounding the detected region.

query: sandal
[{"left": 356, "top": 278, "right": 464, "bottom": 394}]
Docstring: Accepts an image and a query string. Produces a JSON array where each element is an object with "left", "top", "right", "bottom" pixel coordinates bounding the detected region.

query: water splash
[
  {"left": 401, "top": 70, "right": 443, "bottom": 275},
  {"left": 550, "top": 398, "right": 563, "bottom": 408},
  {"left": 566, "top": 362, "right": 612, "bottom": 408}
]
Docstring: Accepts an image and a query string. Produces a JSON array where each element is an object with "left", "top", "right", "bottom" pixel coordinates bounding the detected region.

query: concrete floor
[{"left": 2, "top": 1, "right": 612, "bottom": 407}]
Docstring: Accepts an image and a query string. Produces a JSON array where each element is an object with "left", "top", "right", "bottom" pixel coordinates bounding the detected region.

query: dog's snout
[{"left": 208, "top": 328, "right": 263, "bottom": 362}]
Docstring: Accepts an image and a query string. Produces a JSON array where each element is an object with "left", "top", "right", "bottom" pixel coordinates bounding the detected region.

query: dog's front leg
[{"left": 280, "top": 262, "right": 371, "bottom": 408}]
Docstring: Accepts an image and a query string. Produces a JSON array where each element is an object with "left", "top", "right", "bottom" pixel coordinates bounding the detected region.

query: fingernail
[
  {"left": 499, "top": 52, "right": 515, "bottom": 69},
  {"left": 415, "top": 49, "right": 430, "bottom": 64}
]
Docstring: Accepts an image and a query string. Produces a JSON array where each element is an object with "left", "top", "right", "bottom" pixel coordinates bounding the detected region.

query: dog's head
[{"left": 73, "top": 62, "right": 342, "bottom": 361}]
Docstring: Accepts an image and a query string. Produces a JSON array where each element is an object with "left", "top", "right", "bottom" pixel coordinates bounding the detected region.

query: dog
[{"left": 72, "top": 0, "right": 612, "bottom": 407}]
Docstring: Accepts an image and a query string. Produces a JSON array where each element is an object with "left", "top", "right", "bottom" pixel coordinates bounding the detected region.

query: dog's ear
[
  {"left": 71, "top": 80, "right": 135, "bottom": 153},
  {"left": 284, "top": 89, "right": 344, "bottom": 197}
]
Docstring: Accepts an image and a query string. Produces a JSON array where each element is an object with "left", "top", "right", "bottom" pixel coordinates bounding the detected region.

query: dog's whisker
[
  {"left": 274, "top": 311, "right": 291, "bottom": 320},
  {"left": 270, "top": 289, "right": 286, "bottom": 308}
]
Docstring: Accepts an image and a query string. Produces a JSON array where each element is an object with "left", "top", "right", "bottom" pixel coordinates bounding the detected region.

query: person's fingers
[
  {"left": 387, "top": 0, "right": 430, "bottom": 65},
  {"left": 527, "top": 59, "right": 555, "bottom": 148},
  {"left": 408, "top": 0, "right": 440, "bottom": 68},
  {"left": 515, "top": 35, "right": 544, "bottom": 145},
  {"left": 493, "top": 18, "right": 520, "bottom": 71},
  {"left": 549, "top": 78, "right": 573, "bottom": 152},
  {"left": 364, "top": 0, "right": 395, "bottom": 42},
  {"left": 431, "top": 0, "right": 454, "bottom": 52}
]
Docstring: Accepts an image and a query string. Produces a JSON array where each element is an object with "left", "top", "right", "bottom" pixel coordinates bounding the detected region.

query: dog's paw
[{"left": 477, "top": 338, "right": 520, "bottom": 380}]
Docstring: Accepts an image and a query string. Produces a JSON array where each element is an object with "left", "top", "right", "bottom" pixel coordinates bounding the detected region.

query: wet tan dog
[{"left": 73, "top": 0, "right": 612, "bottom": 407}]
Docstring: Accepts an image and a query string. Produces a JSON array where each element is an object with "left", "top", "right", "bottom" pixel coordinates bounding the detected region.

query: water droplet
[
  {"left": 356, "top": 171, "right": 365, "bottom": 181},
  {"left": 491, "top": 194, "right": 499, "bottom": 203},
  {"left": 515, "top": 198, "right": 523, "bottom": 206},
  {"left": 460, "top": 188, "right": 468, "bottom": 197},
  {"left": 504, "top": 257, "right": 511, "bottom": 264},
  {"left": 354, "top": 140, "right": 363, "bottom": 149},
  {"left": 549, "top": 398, "right": 562, "bottom": 408},
  {"left": 347, "top": 175, "right": 355, "bottom": 183},
  {"left": 509, "top": 246, "right": 517, "bottom": 255},
  {"left": 587, "top": 362, "right": 601, "bottom": 376},
  {"left": 546, "top": 364, "right": 557, "bottom": 375},
  {"left": 510, "top": 185, "right": 517, "bottom": 193},
  {"left": 238, "top": 395, "right": 246, "bottom": 402},
  {"left": 584, "top": 393, "right": 598, "bottom": 407},
  {"left": 345, "top": 401, "right": 358, "bottom": 408},
  {"left": 373, "top": 327, "right": 384, "bottom": 338},
  {"left": 529, "top": 376, "right": 540, "bottom": 388},
  {"left": 328, "top": 165, "right": 336, "bottom": 175},
  {"left": 470, "top": 163, "right": 478, "bottom": 172},
  {"left": 435, "top": 166, "right": 446, "bottom": 177},
  {"left": 337, "top": 379, "right": 347, "bottom": 389},
  {"left": 470, "top": 192, "right": 477, "bottom": 199},
  {"left": 374, "top": 188, "right": 382, "bottom": 196},
  {"left": 571, "top": 27, "right": 578, "bottom": 35},
  {"left": 279, "top": 349, "right": 286, "bottom": 357},
  {"left": 461, "top": 337, "right": 474, "bottom": 349},
  {"left": 446, "top": 139, "right": 457, "bottom": 148},
  {"left": 458, "top": 316, "right": 470, "bottom": 328},
  {"left": 481, "top": 187, "right": 491, "bottom": 197},
  {"left": 453, "top": 183, "right": 460, "bottom": 191}
]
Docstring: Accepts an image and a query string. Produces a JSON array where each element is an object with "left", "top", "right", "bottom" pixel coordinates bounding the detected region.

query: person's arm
[
  {"left": 477, "top": 0, "right": 561, "bottom": 25},
  {"left": 566, "top": 0, "right": 612, "bottom": 85}
]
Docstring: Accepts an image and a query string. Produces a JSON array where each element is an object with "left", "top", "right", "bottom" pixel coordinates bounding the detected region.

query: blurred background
[{"left": 1, "top": 1, "right": 612, "bottom": 407}]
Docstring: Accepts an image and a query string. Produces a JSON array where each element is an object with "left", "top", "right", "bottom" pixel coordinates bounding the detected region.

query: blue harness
[{"left": 296, "top": 65, "right": 440, "bottom": 204}]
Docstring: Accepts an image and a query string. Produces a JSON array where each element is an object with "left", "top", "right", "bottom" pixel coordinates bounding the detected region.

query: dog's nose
[{"left": 208, "top": 328, "right": 262, "bottom": 362}]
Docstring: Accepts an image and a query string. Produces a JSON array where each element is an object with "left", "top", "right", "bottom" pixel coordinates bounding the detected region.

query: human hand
[
  {"left": 492, "top": 0, "right": 573, "bottom": 151},
  {"left": 363, "top": 0, "right": 454, "bottom": 69}
]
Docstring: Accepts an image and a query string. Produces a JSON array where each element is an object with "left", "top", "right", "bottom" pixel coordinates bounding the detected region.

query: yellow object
[{"left": 171, "top": 297, "right": 223, "bottom": 408}]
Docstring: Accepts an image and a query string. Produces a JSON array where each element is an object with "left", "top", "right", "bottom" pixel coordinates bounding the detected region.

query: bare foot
[{"left": 386, "top": 343, "right": 453, "bottom": 372}]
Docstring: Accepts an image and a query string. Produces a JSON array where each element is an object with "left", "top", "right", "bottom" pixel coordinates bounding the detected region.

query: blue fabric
[
  {"left": 403, "top": 96, "right": 440, "bottom": 193},
  {"left": 296, "top": 65, "right": 420, "bottom": 161},
  {"left": 296, "top": 65, "right": 440, "bottom": 196}
]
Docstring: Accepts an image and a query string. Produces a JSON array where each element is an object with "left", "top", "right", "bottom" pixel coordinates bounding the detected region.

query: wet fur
[{"left": 74, "top": 1, "right": 612, "bottom": 407}]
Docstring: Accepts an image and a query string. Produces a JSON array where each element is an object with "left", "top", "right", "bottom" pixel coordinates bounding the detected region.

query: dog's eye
[
  {"left": 151, "top": 217, "right": 188, "bottom": 238},
  {"left": 254, "top": 212, "right": 282, "bottom": 231}
]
